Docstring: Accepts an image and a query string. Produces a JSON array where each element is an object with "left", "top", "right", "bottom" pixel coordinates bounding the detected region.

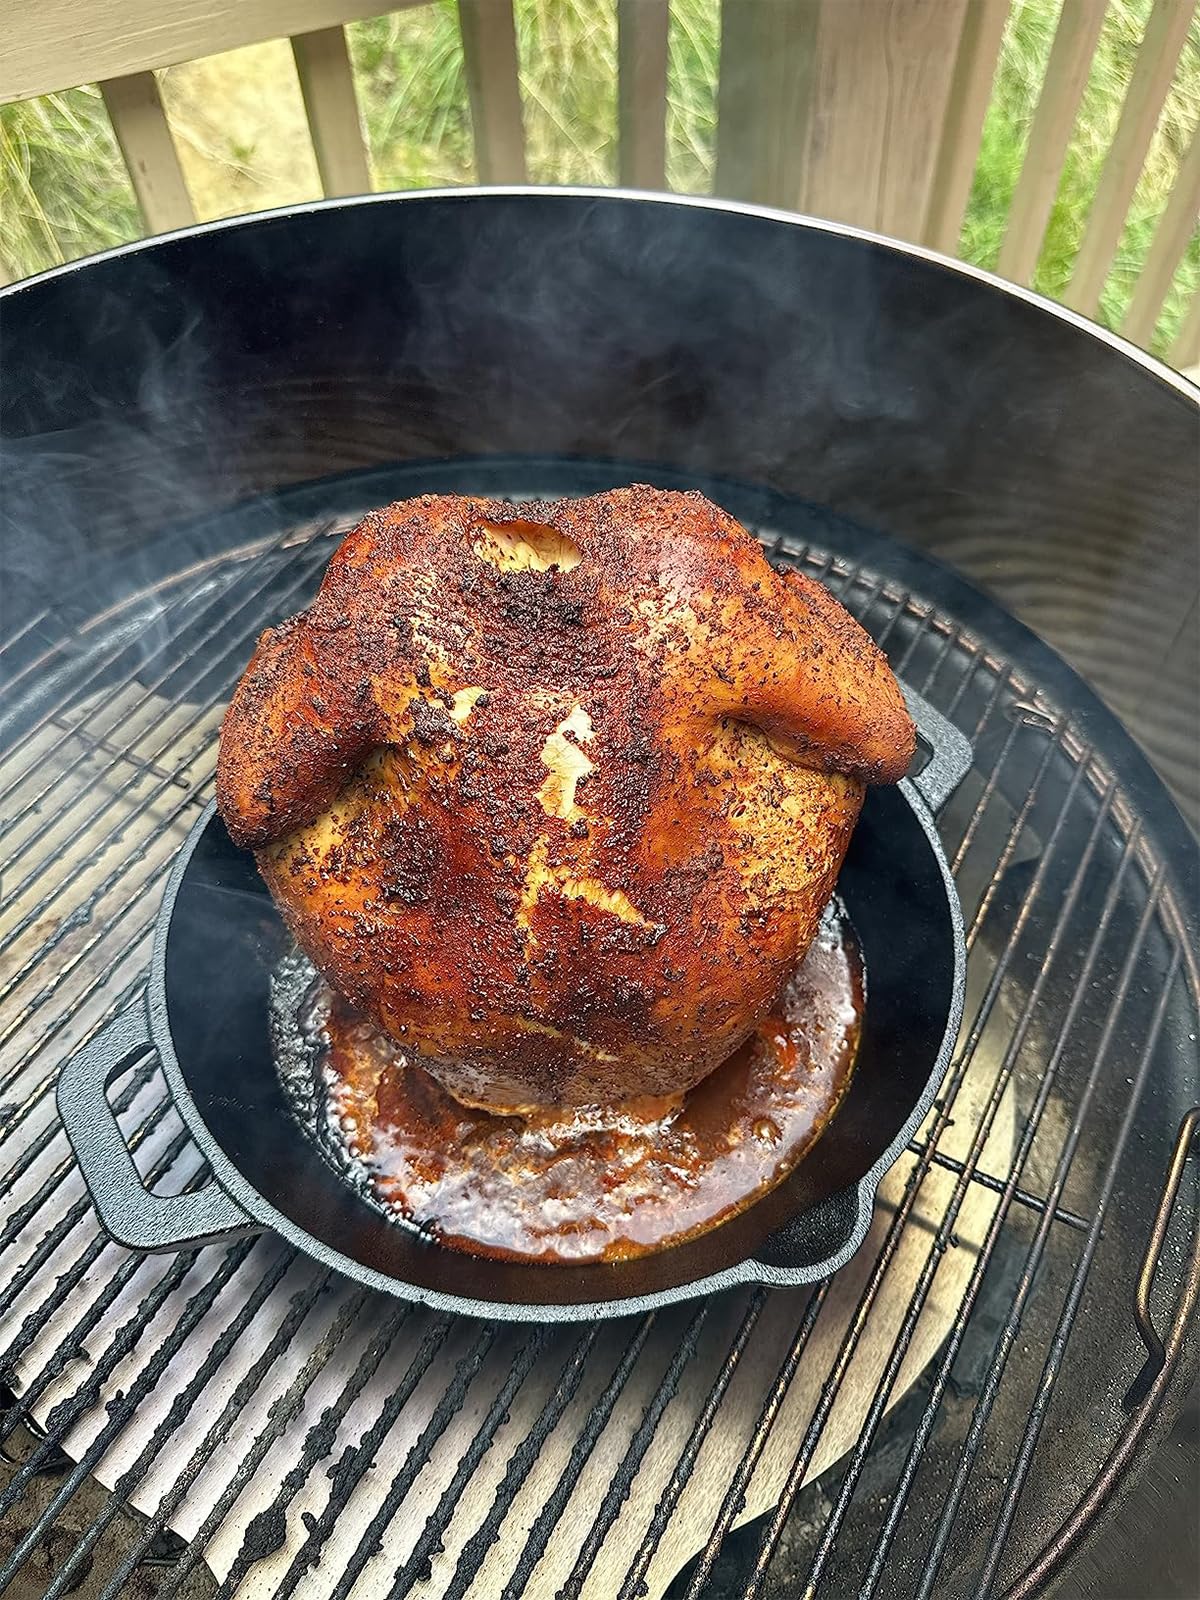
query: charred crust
[{"left": 220, "top": 485, "right": 908, "bottom": 1106}]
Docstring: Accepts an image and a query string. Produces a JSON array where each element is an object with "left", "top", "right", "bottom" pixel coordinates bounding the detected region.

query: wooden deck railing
[{"left": 2, "top": 0, "right": 1198, "bottom": 372}]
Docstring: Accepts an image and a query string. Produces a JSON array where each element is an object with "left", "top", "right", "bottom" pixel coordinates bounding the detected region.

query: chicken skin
[{"left": 217, "top": 487, "right": 913, "bottom": 1112}]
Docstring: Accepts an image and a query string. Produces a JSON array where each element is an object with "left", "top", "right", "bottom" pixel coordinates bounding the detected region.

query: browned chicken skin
[{"left": 217, "top": 487, "right": 913, "bottom": 1111}]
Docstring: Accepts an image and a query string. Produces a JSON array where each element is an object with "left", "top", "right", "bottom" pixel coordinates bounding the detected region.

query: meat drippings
[{"left": 270, "top": 905, "right": 863, "bottom": 1263}]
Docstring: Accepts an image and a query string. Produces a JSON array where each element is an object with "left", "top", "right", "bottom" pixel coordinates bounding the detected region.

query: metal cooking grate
[{"left": 1, "top": 460, "right": 1197, "bottom": 1600}]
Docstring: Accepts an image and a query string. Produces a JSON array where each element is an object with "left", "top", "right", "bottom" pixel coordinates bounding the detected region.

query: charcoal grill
[{"left": 1, "top": 190, "right": 1197, "bottom": 1598}]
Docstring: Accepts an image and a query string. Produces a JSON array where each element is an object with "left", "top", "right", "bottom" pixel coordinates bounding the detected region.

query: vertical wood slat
[
  {"left": 997, "top": 0, "right": 1107, "bottom": 285},
  {"left": 618, "top": 0, "right": 670, "bottom": 190},
  {"left": 714, "top": 0, "right": 818, "bottom": 209},
  {"left": 291, "top": 25, "right": 372, "bottom": 197},
  {"left": 1122, "top": 117, "right": 1200, "bottom": 348},
  {"left": 458, "top": 0, "right": 527, "bottom": 184},
  {"left": 1168, "top": 283, "right": 1200, "bottom": 370},
  {"left": 99, "top": 71, "right": 195, "bottom": 235},
  {"left": 1065, "top": 0, "right": 1196, "bottom": 316},
  {"left": 0, "top": 0, "right": 433, "bottom": 106},
  {"left": 923, "top": 0, "right": 1011, "bottom": 253},
  {"left": 799, "top": 0, "right": 971, "bottom": 239}
]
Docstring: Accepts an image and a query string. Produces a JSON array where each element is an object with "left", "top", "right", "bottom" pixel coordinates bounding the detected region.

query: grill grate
[{"left": 1, "top": 460, "right": 1196, "bottom": 1600}]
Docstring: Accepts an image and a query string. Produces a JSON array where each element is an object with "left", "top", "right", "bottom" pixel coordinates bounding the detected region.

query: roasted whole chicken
[{"left": 217, "top": 487, "right": 913, "bottom": 1112}]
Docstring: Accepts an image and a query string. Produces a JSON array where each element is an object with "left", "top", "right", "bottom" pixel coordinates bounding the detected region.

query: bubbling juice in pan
[{"left": 272, "top": 903, "right": 863, "bottom": 1264}]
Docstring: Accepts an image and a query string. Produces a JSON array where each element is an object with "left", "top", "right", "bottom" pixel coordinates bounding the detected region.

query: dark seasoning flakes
[{"left": 220, "top": 485, "right": 909, "bottom": 1155}]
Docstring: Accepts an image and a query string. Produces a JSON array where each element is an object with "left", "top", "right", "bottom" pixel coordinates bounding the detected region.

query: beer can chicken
[{"left": 218, "top": 487, "right": 913, "bottom": 1114}]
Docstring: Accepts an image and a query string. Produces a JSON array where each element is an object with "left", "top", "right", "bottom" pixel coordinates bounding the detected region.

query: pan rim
[{"left": 147, "top": 778, "right": 965, "bottom": 1322}]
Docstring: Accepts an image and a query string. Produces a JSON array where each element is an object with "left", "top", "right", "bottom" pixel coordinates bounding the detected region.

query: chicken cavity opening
[{"left": 473, "top": 518, "right": 582, "bottom": 574}]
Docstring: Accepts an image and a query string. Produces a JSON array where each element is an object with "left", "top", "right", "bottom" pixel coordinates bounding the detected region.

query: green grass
[
  {"left": 1, "top": 0, "right": 1196, "bottom": 355},
  {"left": 0, "top": 88, "right": 141, "bottom": 276},
  {"left": 962, "top": 0, "right": 1200, "bottom": 340}
]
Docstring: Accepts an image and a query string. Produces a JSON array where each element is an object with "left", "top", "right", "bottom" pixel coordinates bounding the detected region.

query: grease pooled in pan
[{"left": 270, "top": 903, "right": 863, "bottom": 1264}]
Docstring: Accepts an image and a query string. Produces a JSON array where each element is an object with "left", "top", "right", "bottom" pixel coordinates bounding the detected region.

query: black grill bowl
[{"left": 3, "top": 190, "right": 1198, "bottom": 1600}]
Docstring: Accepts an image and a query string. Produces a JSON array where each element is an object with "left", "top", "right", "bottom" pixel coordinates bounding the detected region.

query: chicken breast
[{"left": 217, "top": 487, "right": 913, "bottom": 1111}]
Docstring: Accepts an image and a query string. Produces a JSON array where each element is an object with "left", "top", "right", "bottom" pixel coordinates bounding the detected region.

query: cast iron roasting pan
[{"left": 58, "top": 684, "right": 969, "bottom": 1322}]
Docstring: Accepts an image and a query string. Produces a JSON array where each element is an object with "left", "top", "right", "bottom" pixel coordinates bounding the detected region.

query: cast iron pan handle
[
  {"left": 903, "top": 684, "right": 974, "bottom": 814},
  {"left": 757, "top": 681, "right": 973, "bottom": 1275},
  {"left": 57, "top": 1008, "right": 258, "bottom": 1252}
]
